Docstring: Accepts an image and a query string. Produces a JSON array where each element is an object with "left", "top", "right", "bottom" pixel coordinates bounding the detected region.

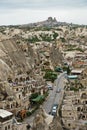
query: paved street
[
  {"left": 54, "top": 73, "right": 66, "bottom": 104},
  {"left": 42, "top": 85, "right": 57, "bottom": 113},
  {"left": 23, "top": 72, "right": 66, "bottom": 126},
  {"left": 43, "top": 72, "right": 66, "bottom": 113}
]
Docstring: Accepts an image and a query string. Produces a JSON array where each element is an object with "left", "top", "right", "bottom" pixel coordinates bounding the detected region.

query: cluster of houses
[
  {"left": 0, "top": 72, "right": 47, "bottom": 114},
  {"left": 61, "top": 65, "right": 87, "bottom": 130},
  {"left": 60, "top": 37, "right": 87, "bottom": 129},
  {"left": 0, "top": 69, "right": 47, "bottom": 130},
  {"left": 61, "top": 88, "right": 87, "bottom": 130}
]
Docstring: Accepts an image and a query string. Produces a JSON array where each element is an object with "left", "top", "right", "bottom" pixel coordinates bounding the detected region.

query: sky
[{"left": 0, "top": 0, "right": 87, "bottom": 25}]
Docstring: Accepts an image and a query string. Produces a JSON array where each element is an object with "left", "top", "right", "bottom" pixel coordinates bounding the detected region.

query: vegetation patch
[
  {"left": 60, "top": 37, "right": 66, "bottom": 42},
  {"left": 53, "top": 31, "right": 58, "bottom": 39},
  {"left": 27, "top": 36, "right": 40, "bottom": 43},
  {"left": 65, "top": 47, "right": 84, "bottom": 52},
  {"left": 63, "top": 66, "right": 71, "bottom": 74},
  {"left": 40, "top": 34, "right": 52, "bottom": 42},
  {"left": 43, "top": 70, "right": 57, "bottom": 82},
  {"left": 70, "top": 87, "right": 79, "bottom": 91}
]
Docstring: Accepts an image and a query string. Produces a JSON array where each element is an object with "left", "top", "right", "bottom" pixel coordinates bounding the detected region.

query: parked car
[
  {"left": 47, "top": 85, "right": 53, "bottom": 90},
  {"left": 51, "top": 104, "right": 58, "bottom": 116},
  {"left": 55, "top": 67, "right": 63, "bottom": 73},
  {"left": 56, "top": 88, "right": 61, "bottom": 93}
]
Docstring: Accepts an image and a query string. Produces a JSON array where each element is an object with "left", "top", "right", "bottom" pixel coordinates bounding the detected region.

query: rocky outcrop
[
  {"left": 20, "top": 17, "right": 69, "bottom": 28},
  {"left": 49, "top": 116, "right": 63, "bottom": 130},
  {"left": 50, "top": 44, "right": 64, "bottom": 67},
  {"left": 32, "top": 107, "right": 63, "bottom": 130},
  {"left": 0, "top": 38, "right": 36, "bottom": 80},
  {"left": 32, "top": 107, "right": 50, "bottom": 130}
]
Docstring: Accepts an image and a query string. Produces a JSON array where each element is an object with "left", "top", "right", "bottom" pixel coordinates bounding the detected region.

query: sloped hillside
[
  {"left": 0, "top": 37, "right": 63, "bottom": 81},
  {"left": 0, "top": 38, "right": 33, "bottom": 81}
]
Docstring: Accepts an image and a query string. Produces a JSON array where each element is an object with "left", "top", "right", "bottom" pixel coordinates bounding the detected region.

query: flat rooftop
[
  {"left": 71, "top": 69, "right": 83, "bottom": 74},
  {"left": 0, "top": 109, "right": 13, "bottom": 118},
  {"left": 67, "top": 75, "right": 78, "bottom": 79}
]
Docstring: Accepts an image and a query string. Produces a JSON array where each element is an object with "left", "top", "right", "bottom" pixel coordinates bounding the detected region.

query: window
[
  {"left": 85, "top": 101, "right": 87, "bottom": 104},
  {"left": 82, "top": 115, "right": 85, "bottom": 119},
  {"left": 8, "top": 125, "right": 10, "bottom": 129},
  {"left": 11, "top": 104, "right": 12, "bottom": 108},
  {"left": 5, "top": 126, "right": 7, "bottom": 130},
  {"left": 16, "top": 88, "right": 18, "bottom": 91},
  {"left": 77, "top": 107, "right": 81, "bottom": 111},
  {"left": 19, "top": 95, "right": 21, "bottom": 99},
  {"left": 68, "top": 123, "right": 71, "bottom": 126}
]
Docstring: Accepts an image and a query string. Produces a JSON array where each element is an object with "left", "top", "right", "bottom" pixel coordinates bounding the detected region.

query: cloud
[
  {"left": 0, "top": 0, "right": 87, "bottom": 25},
  {"left": 0, "top": 0, "right": 87, "bottom": 9}
]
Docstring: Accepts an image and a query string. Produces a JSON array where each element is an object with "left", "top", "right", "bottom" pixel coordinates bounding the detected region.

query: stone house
[
  {"left": 61, "top": 90, "right": 87, "bottom": 130},
  {"left": 0, "top": 109, "right": 13, "bottom": 130}
]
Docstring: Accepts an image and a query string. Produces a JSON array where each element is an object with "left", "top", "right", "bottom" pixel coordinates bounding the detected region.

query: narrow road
[
  {"left": 54, "top": 73, "right": 66, "bottom": 104},
  {"left": 42, "top": 85, "right": 57, "bottom": 113},
  {"left": 43, "top": 72, "right": 66, "bottom": 113},
  {"left": 23, "top": 72, "right": 66, "bottom": 125}
]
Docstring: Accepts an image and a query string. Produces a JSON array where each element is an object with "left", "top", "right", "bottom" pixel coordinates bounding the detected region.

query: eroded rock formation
[{"left": 32, "top": 107, "right": 63, "bottom": 130}]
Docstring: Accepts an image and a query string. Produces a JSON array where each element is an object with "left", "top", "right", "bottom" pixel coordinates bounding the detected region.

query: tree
[{"left": 43, "top": 71, "right": 57, "bottom": 82}]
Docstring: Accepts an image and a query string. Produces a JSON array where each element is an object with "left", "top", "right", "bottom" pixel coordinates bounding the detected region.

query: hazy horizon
[{"left": 0, "top": 0, "right": 87, "bottom": 25}]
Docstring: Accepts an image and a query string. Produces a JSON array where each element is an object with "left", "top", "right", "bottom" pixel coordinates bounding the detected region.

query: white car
[
  {"left": 56, "top": 88, "right": 61, "bottom": 93},
  {"left": 51, "top": 104, "right": 58, "bottom": 116}
]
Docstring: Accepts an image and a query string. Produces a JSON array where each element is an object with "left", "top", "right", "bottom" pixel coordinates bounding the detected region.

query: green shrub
[
  {"left": 30, "top": 93, "right": 39, "bottom": 99},
  {"left": 60, "top": 37, "right": 66, "bottom": 42},
  {"left": 39, "top": 33, "right": 54, "bottom": 42},
  {"left": 43, "top": 71, "right": 57, "bottom": 82},
  {"left": 26, "top": 111, "right": 32, "bottom": 116},
  {"left": 53, "top": 32, "right": 58, "bottom": 39},
  {"left": 70, "top": 87, "right": 79, "bottom": 91},
  {"left": 28, "top": 36, "right": 40, "bottom": 43}
]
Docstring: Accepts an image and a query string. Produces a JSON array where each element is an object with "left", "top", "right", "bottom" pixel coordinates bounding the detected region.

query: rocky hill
[
  {"left": 0, "top": 37, "right": 63, "bottom": 81},
  {"left": 0, "top": 38, "right": 31, "bottom": 81},
  {"left": 0, "top": 30, "right": 64, "bottom": 107},
  {"left": 0, "top": 18, "right": 87, "bottom": 130},
  {"left": 19, "top": 17, "right": 86, "bottom": 29},
  {"left": 0, "top": 18, "right": 87, "bottom": 81},
  {"left": 20, "top": 17, "right": 69, "bottom": 28}
]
